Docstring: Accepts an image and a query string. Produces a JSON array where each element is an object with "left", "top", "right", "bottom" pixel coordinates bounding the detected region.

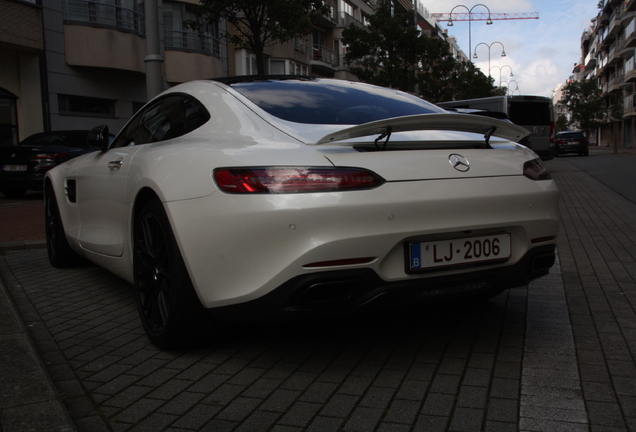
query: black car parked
[
  {"left": 555, "top": 131, "right": 589, "bottom": 156},
  {"left": 0, "top": 130, "right": 106, "bottom": 198}
]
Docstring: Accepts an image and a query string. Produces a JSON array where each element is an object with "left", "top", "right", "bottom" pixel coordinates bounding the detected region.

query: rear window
[
  {"left": 508, "top": 101, "right": 551, "bottom": 126},
  {"left": 557, "top": 132, "right": 585, "bottom": 140},
  {"left": 227, "top": 79, "right": 444, "bottom": 125}
]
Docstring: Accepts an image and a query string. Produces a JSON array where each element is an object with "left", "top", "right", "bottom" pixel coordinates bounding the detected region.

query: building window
[
  {"left": 58, "top": 94, "right": 116, "bottom": 118},
  {"left": 270, "top": 60, "right": 286, "bottom": 75},
  {"left": 0, "top": 88, "right": 18, "bottom": 146},
  {"left": 290, "top": 61, "right": 308, "bottom": 75},
  {"left": 246, "top": 53, "right": 259, "bottom": 75},
  {"left": 163, "top": 1, "right": 220, "bottom": 57}
]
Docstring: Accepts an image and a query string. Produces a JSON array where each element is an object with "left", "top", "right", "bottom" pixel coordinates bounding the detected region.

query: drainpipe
[{"left": 144, "top": 0, "right": 164, "bottom": 100}]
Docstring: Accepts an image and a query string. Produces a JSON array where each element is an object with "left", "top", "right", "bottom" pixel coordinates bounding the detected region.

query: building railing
[
  {"left": 165, "top": 29, "right": 221, "bottom": 57},
  {"left": 626, "top": 56, "right": 635, "bottom": 74},
  {"left": 625, "top": 19, "right": 636, "bottom": 39},
  {"left": 63, "top": 0, "right": 145, "bottom": 37},
  {"left": 321, "top": 0, "right": 337, "bottom": 23},
  {"left": 585, "top": 50, "right": 596, "bottom": 69},
  {"left": 312, "top": 44, "right": 338, "bottom": 67},
  {"left": 599, "top": 26, "right": 609, "bottom": 44},
  {"left": 610, "top": 10, "right": 622, "bottom": 30}
]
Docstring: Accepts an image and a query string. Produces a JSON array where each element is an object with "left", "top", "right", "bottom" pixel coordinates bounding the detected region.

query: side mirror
[{"left": 87, "top": 125, "right": 110, "bottom": 150}]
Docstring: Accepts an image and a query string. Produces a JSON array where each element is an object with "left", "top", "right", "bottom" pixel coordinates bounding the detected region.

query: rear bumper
[
  {"left": 556, "top": 143, "right": 588, "bottom": 155},
  {"left": 209, "top": 244, "right": 556, "bottom": 321}
]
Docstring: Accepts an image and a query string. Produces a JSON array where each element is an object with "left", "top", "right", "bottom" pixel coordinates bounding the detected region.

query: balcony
[
  {"left": 338, "top": 12, "right": 363, "bottom": 28},
  {"left": 312, "top": 44, "right": 338, "bottom": 71},
  {"left": 608, "top": 40, "right": 623, "bottom": 66},
  {"left": 624, "top": 94, "right": 636, "bottom": 117},
  {"left": 585, "top": 50, "right": 597, "bottom": 71},
  {"left": 63, "top": 0, "right": 146, "bottom": 73},
  {"left": 315, "top": 0, "right": 337, "bottom": 27},
  {"left": 294, "top": 37, "right": 310, "bottom": 54},
  {"left": 625, "top": 19, "right": 636, "bottom": 48},
  {"left": 625, "top": 57, "right": 636, "bottom": 82},
  {"left": 165, "top": 30, "right": 220, "bottom": 58},
  {"left": 63, "top": 0, "right": 145, "bottom": 36},
  {"left": 610, "top": 11, "right": 623, "bottom": 35},
  {"left": 608, "top": 72, "right": 621, "bottom": 93}
]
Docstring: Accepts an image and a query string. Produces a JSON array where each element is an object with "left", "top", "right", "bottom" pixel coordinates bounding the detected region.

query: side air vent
[{"left": 65, "top": 179, "right": 77, "bottom": 203}]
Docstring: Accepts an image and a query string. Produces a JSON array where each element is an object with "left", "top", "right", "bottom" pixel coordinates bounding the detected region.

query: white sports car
[{"left": 45, "top": 77, "right": 559, "bottom": 348}]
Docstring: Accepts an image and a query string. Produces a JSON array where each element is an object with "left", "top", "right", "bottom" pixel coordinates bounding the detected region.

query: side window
[{"left": 111, "top": 94, "right": 210, "bottom": 148}]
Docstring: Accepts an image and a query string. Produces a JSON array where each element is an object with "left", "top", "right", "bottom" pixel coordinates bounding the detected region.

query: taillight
[
  {"left": 31, "top": 152, "right": 69, "bottom": 162},
  {"left": 523, "top": 158, "right": 551, "bottom": 181},
  {"left": 32, "top": 152, "right": 70, "bottom": 170},
  {"left": 214, "top": 167, "right": 385, "bottom": 194},
  {"left": 550, "top": 122, "right": 555, "bottom": 143}
]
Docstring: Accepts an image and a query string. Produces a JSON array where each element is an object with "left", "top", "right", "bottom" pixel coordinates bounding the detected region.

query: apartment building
[
  {"left": 228, "top": 0, "right": 377, "bottom": 80},
  {"left": 1, "top": 0, "right": 45, "bottom": 145},
  {"left": 1, "top": 0, "right": 227, "bottom": 143},
  {"left": 573, "top": 0, "right": 636, "bottom": 148}
]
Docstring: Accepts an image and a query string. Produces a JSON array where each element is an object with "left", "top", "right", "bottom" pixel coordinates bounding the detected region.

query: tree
[
  {"left": 561, "top": 78, "right": 604, "bottom": 138},
  {"left": 190, "top": 0, "right": 329, "bottom": 75},
  {"left": 342, "top": 1, "right": 423, "bottom": 93},
  {"left": 452, "top": 61, "right": 505, "bottom": 100},
  {"left": 608, "top": 92, "right": 624, "bottom": 153},
  {"left": 555, "top": 113, "right": 569, "bottom": 133},
  {"left": 342, "top": 0, "right": 501, "bottom": 102}
]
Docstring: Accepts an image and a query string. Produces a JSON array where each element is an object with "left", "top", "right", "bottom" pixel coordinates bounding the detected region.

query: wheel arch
[{"left": 132, "top": 187, "right": 161, "bottom": 232}]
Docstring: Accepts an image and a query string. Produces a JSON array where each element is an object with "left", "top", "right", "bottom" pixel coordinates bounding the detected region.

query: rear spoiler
[{"left": 315, "top": 113, "right": 530, "bottom": 145}]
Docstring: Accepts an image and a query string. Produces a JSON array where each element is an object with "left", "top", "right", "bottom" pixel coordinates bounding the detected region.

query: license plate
[
  {"left": 409, "top": 233, "right": 511, "bottom": 271},
  {"left": 2, "top": 165, "right": 27, "bottom": 172}
]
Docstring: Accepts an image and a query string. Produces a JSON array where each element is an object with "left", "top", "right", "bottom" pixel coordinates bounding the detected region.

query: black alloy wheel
[{"left": 134, "top": 199, "right": 207, "bottom": 349}]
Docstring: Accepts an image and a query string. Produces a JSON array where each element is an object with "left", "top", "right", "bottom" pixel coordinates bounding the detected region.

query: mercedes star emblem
[{"left": 449, "top": 154, "right": 470, "bottom": 172}]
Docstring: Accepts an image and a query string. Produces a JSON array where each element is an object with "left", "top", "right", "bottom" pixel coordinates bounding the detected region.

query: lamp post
[
  {"left": 473, "top": 41, "right": 506, "bottom": 77},
  {"left": 489, "top": 65, "right": 513, "bottom": 87},
  {"left": 502, "top": 80, "right": 519, "bottom": 95},
  {"left": 446, "top": 4, "right": 493, "bottom": 62}
]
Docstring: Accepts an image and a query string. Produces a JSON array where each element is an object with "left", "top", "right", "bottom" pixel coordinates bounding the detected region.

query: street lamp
[
  {"left": 489, "top": 65, "right": 513, "bottom": 87},
  {"left": 502, "top": 80, "right": 519, "bottom": 94},
  {"left": 473, "top": 41, "right": 506, "bottom": 77},
  {"left": 446, "top": 4, "right": 493, "bottom": 61}
]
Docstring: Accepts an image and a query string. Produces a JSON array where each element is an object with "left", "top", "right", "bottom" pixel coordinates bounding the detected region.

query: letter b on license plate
[{"left": 409, "top": 233, "right": 511, "bottom": 271}]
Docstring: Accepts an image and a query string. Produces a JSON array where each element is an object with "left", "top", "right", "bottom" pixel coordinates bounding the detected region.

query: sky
[{"left": 421, "top": 0, "right": 600, "bottom": 98}]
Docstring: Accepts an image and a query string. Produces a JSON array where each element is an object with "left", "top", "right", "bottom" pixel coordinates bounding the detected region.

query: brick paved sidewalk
[{"left": 548, "top": 156, "right": 636, "bottom": 432}]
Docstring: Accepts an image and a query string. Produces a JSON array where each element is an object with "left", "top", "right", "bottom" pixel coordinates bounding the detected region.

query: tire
[
  {"left": 45, "top": 185, "right": 84, "bottom": 267},
  {"left": 1, "top": 186, "right": 27, "bottom": 198},
  {"left": 134, "top": 198, "right": 210, "bottom": 349}
]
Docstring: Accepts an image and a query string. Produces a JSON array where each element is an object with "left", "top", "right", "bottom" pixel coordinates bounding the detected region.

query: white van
[{"left": 437, "top": 95, "right": 554, "bottom": 160}]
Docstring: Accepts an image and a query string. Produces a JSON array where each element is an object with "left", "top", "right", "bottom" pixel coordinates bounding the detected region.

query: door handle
[{"left": 108, "top": 160, "right": 123, "bottom": 171}]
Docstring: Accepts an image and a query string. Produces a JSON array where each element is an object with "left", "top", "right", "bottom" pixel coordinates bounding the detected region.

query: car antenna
[{"left": 374, "top": 126, "right": 393, "bottom": 150}]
